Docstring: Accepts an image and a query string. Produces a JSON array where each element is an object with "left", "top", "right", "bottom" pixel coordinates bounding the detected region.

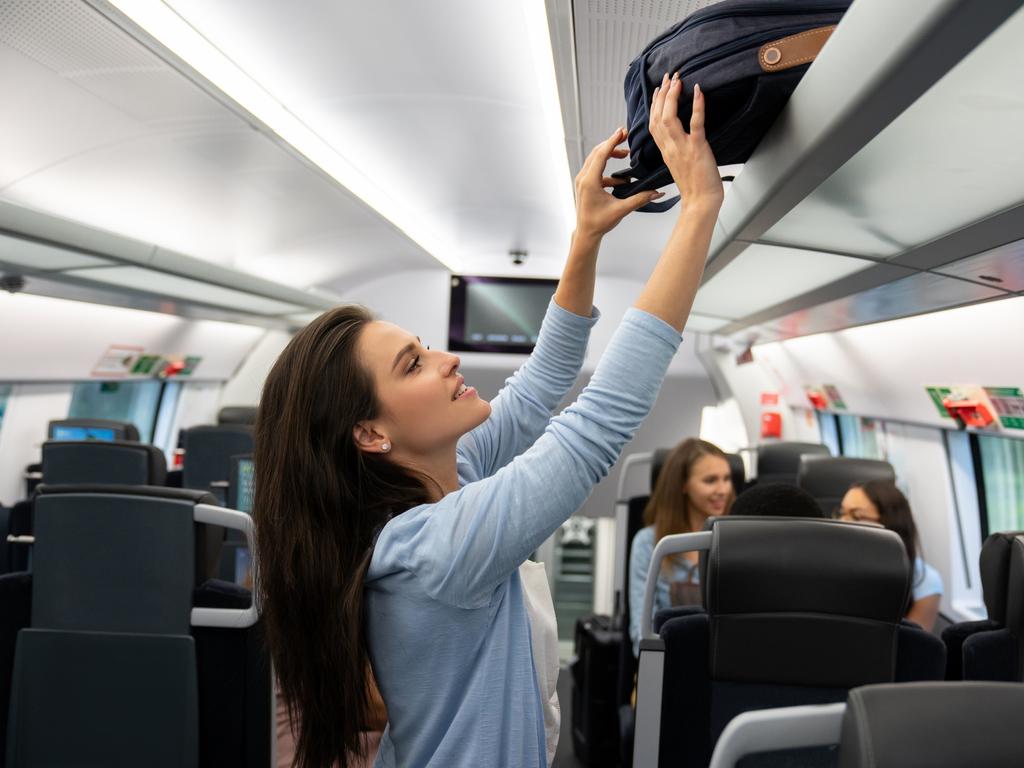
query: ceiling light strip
[
  {"left": 523, "top": 0, "right": 576, "bottom": 231},
  {"left": 102, "top": 0, "right": 461, "bottom": 273}
]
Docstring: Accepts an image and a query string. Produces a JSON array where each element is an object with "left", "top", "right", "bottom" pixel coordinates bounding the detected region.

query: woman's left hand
[{"left": 574, "top": 128, "right": 664, "bottom": 241}]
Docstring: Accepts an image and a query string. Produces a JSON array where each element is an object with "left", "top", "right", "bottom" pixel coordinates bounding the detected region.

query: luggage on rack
[
  {"left": 612, "top": 0, "right": 852, "bottom": 212},
  {"left": 570, "top": 614, "right": 623, "bottom": 767}
]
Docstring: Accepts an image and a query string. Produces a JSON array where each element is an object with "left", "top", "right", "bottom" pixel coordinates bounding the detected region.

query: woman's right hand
[{"left": 649, "top": 73, "right": 724, "bottom": 212}]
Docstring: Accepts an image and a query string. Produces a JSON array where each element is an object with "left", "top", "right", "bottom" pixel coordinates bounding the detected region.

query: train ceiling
[{"left": 0, "top": 0, "right": 1021, "bottom": 338}]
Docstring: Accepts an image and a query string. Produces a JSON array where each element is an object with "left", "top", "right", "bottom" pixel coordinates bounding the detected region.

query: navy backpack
[{"left": 612, "top": 0, "right": 852, "bottom": 212}]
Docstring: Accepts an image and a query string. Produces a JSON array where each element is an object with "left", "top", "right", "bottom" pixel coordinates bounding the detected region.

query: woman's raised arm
[
  {"left": 634, "top": 74, "right": 724, "bottom": 331},
  {"left": 458, "top": 131, "right": 665, "bottom": 480}
]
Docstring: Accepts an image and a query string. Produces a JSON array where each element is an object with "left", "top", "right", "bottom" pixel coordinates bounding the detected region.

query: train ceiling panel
[
  {"left": 691, "top": 244, "right": 873, "bottom": 320},
  {"left": 931, "top": 240, "right": 1024, "bottom": 294},
  {"left": 761, "top": 7, "right": 1024, "bottom": 259},
  {"left": 762, "top": 271, "right": 1009, "bottom": 340},
  {"left": 0, "top": 0, "right": 434, "bottom": 316}
]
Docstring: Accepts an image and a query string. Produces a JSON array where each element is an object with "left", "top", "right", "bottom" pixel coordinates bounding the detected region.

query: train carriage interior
[{"left": 1, "top": 0, "right": 1023, "bottom": 766}]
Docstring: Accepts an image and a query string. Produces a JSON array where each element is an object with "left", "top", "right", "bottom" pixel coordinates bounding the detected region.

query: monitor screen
[
  {"left": 50, "top": 425, "right": 117, "bottom": 442},
  {"left": 449, "top": 275, "right": 557, "bottom": 354},
  {"left": 231, "top": 455, "right": 255, "bottom": 514}
]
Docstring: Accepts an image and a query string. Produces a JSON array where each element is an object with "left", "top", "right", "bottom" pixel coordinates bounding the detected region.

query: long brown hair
[
  {"left": 643, "top": 438, "right": 734, "bottom": 569},
  {"left": 850, "top": 480, "right": 921, "bottom": 581},
  {"left": 254, "top": 306, "right": 432, "bottom": 768}
]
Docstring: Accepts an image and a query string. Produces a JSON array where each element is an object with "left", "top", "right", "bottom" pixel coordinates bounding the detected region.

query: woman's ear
[{"left": 353, "top": 422, "right": 391, "bottom": 455}]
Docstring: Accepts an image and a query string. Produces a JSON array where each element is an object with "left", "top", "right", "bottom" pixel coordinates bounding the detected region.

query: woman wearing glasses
[{"left": 839, "top": 480, "right": 943, "bottom": 631}]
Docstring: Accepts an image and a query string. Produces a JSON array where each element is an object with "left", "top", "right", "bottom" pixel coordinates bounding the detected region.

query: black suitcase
[
  {"left": 612, "top": 0, "right": 851, "bottom": 212},
  {"left": 571, "top": 614, "right": 623, "bottom": 767}
]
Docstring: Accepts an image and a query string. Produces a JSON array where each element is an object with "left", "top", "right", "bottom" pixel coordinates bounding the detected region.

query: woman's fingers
[
  {"left": 690, "top": 83, "right": 706, "bottom": 139},
  {"left": 661, "top": 72, "right": 683, "bottom": 133},
  {"left": 649, "top": 73, "right": 669, "bottom": 135},
  {"left": 610, "top": 147, "right": 630, "bottom": 159},
  {"left": 601, "top": 176, "right": 628, "bottom": 187}
]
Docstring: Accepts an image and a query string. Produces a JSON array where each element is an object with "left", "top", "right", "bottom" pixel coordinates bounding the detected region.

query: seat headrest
[
  {"left": 757, "top": 442, "right": 830, "bottom": 476},
  {"left": 41, "top": 440, "right": 167, "bottom": 487},
  {"left": 705, "top": 517, "right": 909, "bottom": 687},
  {"left": 1007, "top": 536, "right": 1024, "bottom": 641},
  {"left": 724, "top": 452, "right": 745, "bottom": 489},
  {"left": 217, "top": 406, "right": 258, "bottom": 426},
  {"left": 729, "top": 483, "right": 825, "bottom": 518},
  {"left": 979, "top": 531, "right": 1024, "bottom": 624},
  {"left": 36, "top": 483, "right": 217, "bottom": 506},
  {"left": 651, "top": 447, "right": 670, "bottom": 489},
  {"left": 839, "top": 682, "right": 1024, "bottom": 768},
  {"left": 797, "top": 456, "right": 896, "bottom": 515},
  {"left": 47, "top": 418, "right": 140, "bottom": 442}
]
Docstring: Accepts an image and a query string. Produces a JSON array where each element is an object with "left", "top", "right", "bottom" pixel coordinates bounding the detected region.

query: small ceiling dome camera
[{"left": 509, "top": 249, "right": 527, "bottom": 266}]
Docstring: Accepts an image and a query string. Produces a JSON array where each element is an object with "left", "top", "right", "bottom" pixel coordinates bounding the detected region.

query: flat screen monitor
[
  {"left": 50, "top": 425, "right": 117, "bottom": 442},
  {"left": 448, "top": 275, "right": 558, "bottom": 354},
  {"left": 229, "top": 454, "right": 255, "bottom": 514}
]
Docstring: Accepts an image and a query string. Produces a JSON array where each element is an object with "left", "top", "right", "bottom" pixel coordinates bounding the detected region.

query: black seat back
[
  {"left": 707, "top": 519, "right": 909, "bottom": 686},
  {"left": 6, "top": 629, "right": 198, "bottom": 768},
  {"left": 797, "top": 456, "right": 896, "bottom": 516},
  {"left": 32, "top": 490, "right": 199, "bottom": 634},
  {"left": 838, "top": 682, "right": 1024, "bottom": 768},
  {"left": 182, "top": 425, "right": 254, "bottom": 496},
  {"left": 724, "top": 452, "right": 745, "bottom": 494},
  {"left": 42, "top": 440, "right": 167, "bottom": 486},
  {"left": 217, "top": 406, "right": 257, "bottom": 426},
  {"left": 654, "top": 517, "right": 945, "bottom": 767},
  {"left": 756, "top": 442, "right": 830, "bottom": 486},
  {"left": 942, "top": 531, "right": 1024, "bottom": 682}
]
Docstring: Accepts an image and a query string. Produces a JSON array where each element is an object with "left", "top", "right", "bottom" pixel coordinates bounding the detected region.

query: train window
[
  {"left": 0, "top": 384, "right": 11, "bottom": 437},
  {"left": 817, "top": 411, "right": 842, "bottom": 456},
  {"left": 977, "top": 434, "right": 1024, "bottom": 534},
  {"left": 67, "top": 381, "right": 163, "bottom": 443},
  {"left": 837, "top": 415, "right": 886, "bottom": 460}
]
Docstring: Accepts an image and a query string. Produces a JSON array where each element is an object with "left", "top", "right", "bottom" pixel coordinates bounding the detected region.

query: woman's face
[
  {"left": 839, "top": 487, "right": 881, "bottom": 524},
  {"left": 684, "top": 455, "right": 732, "bottom": 519},
  {"left": 356, "top": 320, "right": 492, "bottom": 456}
]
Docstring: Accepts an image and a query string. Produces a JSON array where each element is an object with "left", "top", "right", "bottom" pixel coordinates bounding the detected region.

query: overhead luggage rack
[{"left": 697, "top": 0, "right": 1024, "bottom": 339}]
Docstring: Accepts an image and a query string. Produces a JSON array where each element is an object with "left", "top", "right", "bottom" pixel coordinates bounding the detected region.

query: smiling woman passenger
[
  {"left": 627, "top": 437, "right": 735, "bottom": 656},
  {"left": 254, "top": 73, "right": 722, "bottom": 768}
]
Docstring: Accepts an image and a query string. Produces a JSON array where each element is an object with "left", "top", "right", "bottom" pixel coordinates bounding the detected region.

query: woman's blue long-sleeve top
[{"left": 365, "top": 300, "right": 682, "bottom": 768}]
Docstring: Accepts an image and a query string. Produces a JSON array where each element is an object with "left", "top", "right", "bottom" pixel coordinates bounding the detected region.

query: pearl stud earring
[{"left": 381, "top": 442, "right": 391, "bottom": 453}]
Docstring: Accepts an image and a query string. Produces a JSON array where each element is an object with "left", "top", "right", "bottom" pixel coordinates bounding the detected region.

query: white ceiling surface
[
  {"left": 0, "top": 0, "right": 431, "bottom": 290},
  {"left": 762, "top": 6, "right": 1024, "bottom": 258},
  {"left": 151, "top": 0, "right": 576, "bottom": 283}
]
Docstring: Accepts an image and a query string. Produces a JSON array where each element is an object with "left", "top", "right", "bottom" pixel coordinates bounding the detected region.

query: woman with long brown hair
[
  {"left": 627, "top": 438, "right": 735, "bottom": 655},
  {"left": 254, "top": 73, "right": 722, "bottom": 768}
]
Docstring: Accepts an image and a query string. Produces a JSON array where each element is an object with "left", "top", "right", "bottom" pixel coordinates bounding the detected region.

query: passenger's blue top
[
  {"left": 913, "top": 557, "right": 943, "bottom": 601},
  {"left": 628, "top": 524, "right": 701, "bottom": 657},
  {"left": 366, "top": 300, "right": 682, "bottom": 768}
]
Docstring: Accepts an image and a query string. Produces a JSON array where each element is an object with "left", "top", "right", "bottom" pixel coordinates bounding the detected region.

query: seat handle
[
  {"left": 641, "top": 531, "right": 711, "bottom": 638},
  {"left": 191, "top": 503, "right": 259, "bottom": 628}
]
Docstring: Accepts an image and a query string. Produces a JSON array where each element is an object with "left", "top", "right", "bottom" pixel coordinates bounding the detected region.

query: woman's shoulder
[
  {"left": 632, "top": 525, "right": 655, "bottom": 548},
  {"left": 365, "top": 502, "right": 435, "bottom": 580},
  {"left": 913, "top": 557, "right": 944, "bottom": 598}
]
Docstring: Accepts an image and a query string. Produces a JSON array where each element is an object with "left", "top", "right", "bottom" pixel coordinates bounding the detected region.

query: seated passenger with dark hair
[
  {"left": 729, "top": 482, "right": 826, "bottom": 518},
  {"left": 840, "top": 480, "right": 943, "bottom": 631}
]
